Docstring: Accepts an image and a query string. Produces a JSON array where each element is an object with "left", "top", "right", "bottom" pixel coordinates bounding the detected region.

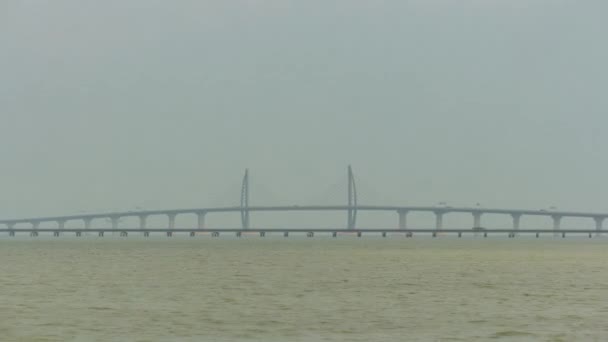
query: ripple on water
[
  {"left": 0, "top": 239, "right": 607, "bottom": 341},
  {"left": 490, "top": 330, "right": 536, "bottom": 338}
]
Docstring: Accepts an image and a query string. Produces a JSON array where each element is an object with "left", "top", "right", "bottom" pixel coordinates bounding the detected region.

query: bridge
[{"left": 0, "top": 166, "right": 606, "bottom": 238}]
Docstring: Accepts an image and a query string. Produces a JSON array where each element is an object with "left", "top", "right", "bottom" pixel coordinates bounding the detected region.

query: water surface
[{"left": 1, "top": 237, "right": 607, "bottom": 341}]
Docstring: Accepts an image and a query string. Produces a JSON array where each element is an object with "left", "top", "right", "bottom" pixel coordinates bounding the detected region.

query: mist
[{"left": 2, "top": 1, "right": 607, "bottom": 228}]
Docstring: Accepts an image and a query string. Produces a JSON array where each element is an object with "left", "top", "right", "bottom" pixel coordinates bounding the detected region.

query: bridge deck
[
  {"left": 0, "top": 228, "right": 603, "bottom": 234},
  {"left": 2, "top": 205, "right": 608, "bottom": 225}
]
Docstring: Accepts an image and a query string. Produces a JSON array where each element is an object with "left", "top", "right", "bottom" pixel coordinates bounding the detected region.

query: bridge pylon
[
  {"left": 347, "top": 165, "right": 358, "bottom": 229},
  {"left": 241, "top": 169, "right": 250, "bottom": 229}
]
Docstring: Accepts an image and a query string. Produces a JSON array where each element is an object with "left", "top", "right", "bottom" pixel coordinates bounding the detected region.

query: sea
[{"left": 1, "top": 235, "right": 607, "bottom": 341}]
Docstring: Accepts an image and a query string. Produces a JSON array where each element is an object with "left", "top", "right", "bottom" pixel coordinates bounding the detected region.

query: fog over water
[
  {"left": 2, "top": 3, "right": 607, "bottom": 340},
  {"left": 2, "top": 1, "right": 608, "bottom": 229}
]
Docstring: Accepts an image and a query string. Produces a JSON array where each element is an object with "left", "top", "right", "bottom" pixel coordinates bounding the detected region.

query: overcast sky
[{"left": 1, "top": 1, "right": 607, "bottom": 228}]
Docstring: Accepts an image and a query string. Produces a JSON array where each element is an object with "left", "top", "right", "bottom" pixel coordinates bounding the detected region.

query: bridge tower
[
  {"left": 241, "top": 169, "right": 250, "bottom": 229},
  {"left": 347, "top": 165, "right": 358, "bottom": 230}
]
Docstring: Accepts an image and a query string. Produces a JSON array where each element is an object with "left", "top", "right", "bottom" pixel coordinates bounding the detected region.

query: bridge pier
[
  {"left": 56, "top": 220, "right": 66, "bottom": 236},
  {"left": 197, "top": 212, "right": 206, "bottom": 229},
  {"left": 511, "top": 213, "right": 521, "bottom": 236},
  {"left": 472, "top": 212, "right": 482, "bottom": 237},
  {"left": 110, "top": 216, "right": 119, "bottom": 230},
  {"left": 594, "top": 217, "right": 604, "bottom": 237},
  {"left": 139, "top": 215, "right": 148, "bottom": 230},
  {"left": 31, "top": 221, "right": 40, "bottom": 237},
  {"left": 434, "top": 211, "right": 444, "bottom": 230},
  {"left": 144, "top": 231, "right": 150, "bottom": 237},
  {"left": 472, "top": 212, "right": 482, "bottom": 228},
  {"left": 168, "top": 213, "right": 176, "bottom": 230},
  {"left": 346, "top": 165, "right": 357, "bottom": 230},
  {"left": 552, "top": 215, "right": 561, "bottom": 237},
  {"left": 99, "top": 231, "right": 104, "bottom": 237},
  {"left": 398, "top": 210, "right": 408, "bottom": 229},
  {"left": 283, "top": 231, "right": 288, "bottom": 237}
]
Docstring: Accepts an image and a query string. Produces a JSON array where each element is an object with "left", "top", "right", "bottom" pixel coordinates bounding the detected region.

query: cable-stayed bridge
[{"left": 1, "top": 166, "right": 606, "bottom": 238}]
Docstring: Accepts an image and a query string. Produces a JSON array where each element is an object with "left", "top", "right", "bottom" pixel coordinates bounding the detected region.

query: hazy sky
[{"left": 2, "top": 1, "right": 608, "bottom": 228}]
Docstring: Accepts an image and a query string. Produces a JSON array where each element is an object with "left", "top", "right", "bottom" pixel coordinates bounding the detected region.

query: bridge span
[
  {"left": 0, "top": 205, "right": 606, "bottom": 237},
  {"left": 1, "top": 167, "right": 606, "bottom": 237}
]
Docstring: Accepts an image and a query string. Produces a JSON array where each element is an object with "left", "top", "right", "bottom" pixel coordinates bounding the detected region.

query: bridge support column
[
  {"left": 168, "top": 213, "right": 176, "bottom": 230},
  {"left": 552, "top": 215, "right": 561, "bottom": 237},
  {"left": 346, "top": 165, "right": 357, "bottom": 230},
  {"left": 138, "top": 215, "right": 147, "bottom": 230},
  {"left": 511, "top": 213, "right": 521, "bottom": 230},
  {"left": 241, "top": 169, "right": 250, "bottom": 230},
  {"left": 594, "top": 217, "right": 604, "bottom": 237},
  {"left": 472, "top": 212, "right": 482, "bottom": 228},
  {"left": 110, "top": 217, "right": 119, "bottom": 229},
  {"left": 434, "top": 211, "right": 444, "bottom": 230},
  {"left": 197, "top": 212, "right": 206, "bottom": 229},
  {"left": 30, "top": 222, "right": 39, "bottom": 237},
  {"left": 398, "top": 210, "right": 408, "bottom": 229},
  {"left": 511, "top": 213, "right": 521, "bottom": 237},
  {"left": 54, "top": 220, "right": 66, "bottom": 237},
  {"left": 57, "top": 220, "right": 66, "bottom": 236}
]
